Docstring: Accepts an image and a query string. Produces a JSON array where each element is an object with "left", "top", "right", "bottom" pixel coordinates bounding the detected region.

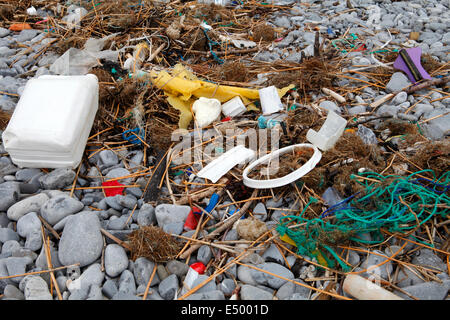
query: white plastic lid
[{"left": 242, "top": 143, "right": 322, "bottom": 189}]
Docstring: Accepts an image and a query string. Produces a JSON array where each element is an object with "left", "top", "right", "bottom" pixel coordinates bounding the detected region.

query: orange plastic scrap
[{"left": 9, "top": 23, "right": 33, "bottom": 31}]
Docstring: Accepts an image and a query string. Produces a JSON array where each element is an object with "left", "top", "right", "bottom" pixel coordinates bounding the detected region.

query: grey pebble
[
  {"left": 218, "top": 278, "right": 235, "bottom": 296},
  {"left": 118, "top": 269, "right": 136, "bottom": 295},
  {"left": 133, "top": 257, "right": 160, "bottom": 287},
  {"left": 166, "top": 260, "right": 189, "bottom": 278},
  {"left": 22, "top": 275, "right": 52, "bottom": 300},
  {"left": 250, "top": 262, "right": 294, "bottom": 289},
  {"left": 58, "top": 212, "right": 103, "bottom": 267},
  {"left": 185, "top": 290, "right": 225, "bottom": 300},
  {"left": 7, "top": 193, "right": 49, "bottom": 221},
  {"left": 105, "top": 244, "right": 129, "bottom": 278},
  {"left": 240, "top": 285, "right": 273, "bottom": 300},
  {"left": 40, "top": 195, "right": 84, "bottom": 225},
  {"left": 158, "top": 274, "right": 178, "bottom": 300},
  {"left": 38, "top": 168, "right": 76, "bottom": 190}
]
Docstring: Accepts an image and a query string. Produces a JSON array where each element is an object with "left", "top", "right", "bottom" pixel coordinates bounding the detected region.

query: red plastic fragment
[
  {"left": 183, "top": 207, "right": 202, "bottom": 231},
  {"left": 102, "top": 180, "right": 125, "bottom": 197}
]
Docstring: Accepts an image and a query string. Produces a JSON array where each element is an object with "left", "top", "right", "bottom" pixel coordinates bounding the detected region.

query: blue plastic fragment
[{"left": 122, "top": 128, "right": 144, "bottom": 145}]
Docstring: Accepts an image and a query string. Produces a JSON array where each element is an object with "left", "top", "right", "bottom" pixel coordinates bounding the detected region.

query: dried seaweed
[{"left": 127, "top": 226, "right": 181, "bottom": 262}]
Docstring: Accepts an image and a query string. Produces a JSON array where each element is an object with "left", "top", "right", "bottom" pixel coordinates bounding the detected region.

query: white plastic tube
[
  {"left": 343, "top": 274, "right": 403, "bottom": 300},
  {"left": 242, "top": 143, "right": 322, "bottom": 189}
]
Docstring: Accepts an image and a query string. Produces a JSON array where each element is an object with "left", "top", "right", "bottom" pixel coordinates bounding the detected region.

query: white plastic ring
[{"left": 242, "top": 143, "right": 322, "bottom": 189}]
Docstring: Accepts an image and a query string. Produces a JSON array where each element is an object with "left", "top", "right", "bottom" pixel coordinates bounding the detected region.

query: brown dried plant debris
[
  {"left": 379, "top": 119, "right": 424, "bottom": 147},
  {"left": 185, "top": 28, "right": 208, "bottom": 52},
  {"left": 147, "top": 116, "right": 176, "bottom": 152},
  {"left": 127, "top": 225, "right": 181, "bottom": 262},
  {"left": 302, "top": 132, "right": 386, "bottom": 196},
  {"left": 410, "top": 139, "right": 450, "bottom": 178},
  {"left": 421, "top": 53, "right": 444, "bottom": 74},
  {"left": 0, "top": 110, "right": 11, "bottom": 131},
  {"left": 252, "top": 24, "right": 275, "bottom": 42},
  {"left": 0, "top": 3, "right": 13, "bottom": 21},
  {"left": 268, "top": 56, "right": 339, "bottom": 94},
  {"left": 53, "top": 35, "right": 86, "bottom": 55},
  {"left": 381, "top": 119, "right": 419, "bottom": 136},
  {"left": 193, "top": 3, "right": 233, "bottom": 25},
  {"left": 370, "top": 66, "right": 395, "bottom": 84},
  {"left": 315, "top": 227, "right": 356, "bottom": 247},
  {"left": 218, "top": 60, "right": 249, "bottom": 83},
  {"left": 284, "top": 108, "right": 324, "bottom": 145}
]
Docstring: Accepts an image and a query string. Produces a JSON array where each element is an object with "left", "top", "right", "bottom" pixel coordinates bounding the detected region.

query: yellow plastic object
[
  {"left": 280, "top": 234, "right": 297, "bottom": 247},
  {"left": 148, "top": 64, "right": 294, "bottom": 129},
  {"left": 311, "top": 249, "right": 329, "bottom": 267}
]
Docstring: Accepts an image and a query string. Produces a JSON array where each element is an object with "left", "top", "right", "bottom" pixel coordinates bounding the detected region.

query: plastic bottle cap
[{"left": 190, "top": 262, "right": 206, "bottom": 274}]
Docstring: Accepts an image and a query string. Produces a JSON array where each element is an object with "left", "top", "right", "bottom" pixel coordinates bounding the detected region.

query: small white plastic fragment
[
  {"left": 197, "top": 145, "right": 256, "bottom": 183},
  {"left": 258, "top": 86, "right": 284, "bottom": 115},
  {"left": 27, "top": 7, "right": 37, "bottom": 15},
  {"left": 221, "top": 96, "right": 247, "bottom": 117},
  {"left": 242, "top": 143, "right": 322, "bottom": 189},
  {"left": 200, "top": 21, "right": 212, "bottom": 30},
  {"left": 306, "top": 110, "right": 347, "bottom": 151},
  {"left": 343, "top": 274, "right": 403, "bottom": 300},
  {"left": 192, "top": 97, "right": 222, "bottom": 128},
  {"left": 231, "top": 39, "right": 257, "bottom": 49}
]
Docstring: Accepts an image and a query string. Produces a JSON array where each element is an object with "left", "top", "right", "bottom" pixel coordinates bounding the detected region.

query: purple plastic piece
[{"left": 393, "top": 47, "right": 431, "bottom": 83}]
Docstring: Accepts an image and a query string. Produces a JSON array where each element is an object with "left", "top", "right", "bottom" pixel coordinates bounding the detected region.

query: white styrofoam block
[
  {"left": 221, "top": 96, "right": 247, "bottom": 117},
  {"left": 2, "top": 74, "right": 99, "bottom": 168},
  {"left": 258, "top": 86, "right": 284, "bottom": 115}
]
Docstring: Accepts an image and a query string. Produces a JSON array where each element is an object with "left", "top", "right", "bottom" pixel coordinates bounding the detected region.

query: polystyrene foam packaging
[{"left": 2, "top": 74, "right": 99, "bottom": 168}]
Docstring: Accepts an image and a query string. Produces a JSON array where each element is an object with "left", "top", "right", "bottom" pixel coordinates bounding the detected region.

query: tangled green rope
[{"left": 276, "top": 170, "right": 450, "bottom": 272}]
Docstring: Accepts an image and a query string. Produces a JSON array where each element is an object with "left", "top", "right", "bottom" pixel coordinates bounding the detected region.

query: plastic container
[
  {"left": 181, "top": 262, "right": 206, "bottom": 295},
  {"left": 221, "top": 96, "right": 247, "bottom": 118},
  {"left": 258, "top": 86, "right": 284, "bottom": 115},
  {"left": 306, "top": 110, "right": 347, "bottom": 151},
  {"left": 2, "top": 74, "right": 99, "bottom": 169}
]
